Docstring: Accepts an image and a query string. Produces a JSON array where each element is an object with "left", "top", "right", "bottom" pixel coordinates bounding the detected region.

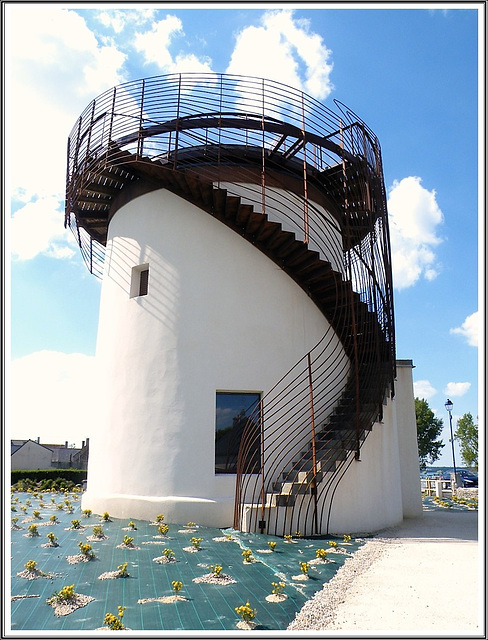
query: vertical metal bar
[
  {"left": 173, "top": 74, "right": 181, "bottom": 169},
  {"left": 302, "top": 93, "right": 309, "bottom": 244},
  {"left": 261, "top": 78, "right": 266, "bottom": 215},
  {"left": 106, "top": 87, "right": 117, "bottom": 163},
  {"left": 137, "top": 79, "right": 145, "bottom": 159},
  {"left": 307, "top": 352, "right": 318, "bottom": 534},
  {"left": 259, "top": 398, "right": 266, "bottom": 533}
]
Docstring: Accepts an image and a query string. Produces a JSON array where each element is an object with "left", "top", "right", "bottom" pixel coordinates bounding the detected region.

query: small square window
[{"left": 130, "top": 264, "right": 149, "bottom": 298}]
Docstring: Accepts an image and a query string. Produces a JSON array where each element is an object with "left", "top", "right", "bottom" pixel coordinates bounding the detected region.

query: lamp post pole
[{"left": 445, "top": 398, "right": 457, "bottom": 483}]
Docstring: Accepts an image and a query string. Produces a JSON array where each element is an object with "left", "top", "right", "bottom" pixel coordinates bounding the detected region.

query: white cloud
[
  {"left": 413, "top": 380, "right": 437, "bottom": 400},
  {"left": 95, "top": 8, "right": 158, "bottom": 34},
  {"left": 8, "top": 351, "right": 100, "bottom": 446},
  {"left": 450, "top": 311, "right": 479, "bottom": 347},
  {"left": 134, "top": 15, "right": 184, "bottom": 68},
  {"left": 387, "top": 176, "right": 444, "bottom": 290},
  {"left": 443, "top": 382, "right": 471, "bottom": 397},
  {"left": 10, "top": 197, "right": 76, "bottom": 261},
  {"left": 226, "top": 10, "right": 333, "bottom": 100},
  {"left": 5, "top": 5, "right": 127, "bottom": 256}
]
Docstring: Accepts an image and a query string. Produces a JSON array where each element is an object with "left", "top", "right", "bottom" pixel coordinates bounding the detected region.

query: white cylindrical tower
[{"left": 66, "top": 74, "right": 398, "bottom": 535}]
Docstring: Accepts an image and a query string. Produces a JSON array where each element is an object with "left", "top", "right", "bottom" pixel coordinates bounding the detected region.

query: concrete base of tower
[{"left": 81, "top": 492, "right": 235, "bottom": 528}]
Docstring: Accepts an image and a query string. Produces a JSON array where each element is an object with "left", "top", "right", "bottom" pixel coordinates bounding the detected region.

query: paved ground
[{"left": 315, "top": 506, "right": 483, "bottom": 635}]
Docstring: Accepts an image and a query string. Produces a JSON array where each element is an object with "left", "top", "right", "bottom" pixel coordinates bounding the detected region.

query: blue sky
[{"left": 5, "top": 3, "right": 483, "bottom": 467}]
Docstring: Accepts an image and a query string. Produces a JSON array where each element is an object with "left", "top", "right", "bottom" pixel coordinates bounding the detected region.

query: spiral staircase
[{"left": 65, "top": 74, "right": 396, "bottom": 537}]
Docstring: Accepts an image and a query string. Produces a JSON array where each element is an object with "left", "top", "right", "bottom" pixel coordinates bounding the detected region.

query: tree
[
  {"left": 415, "top": 397, "right": 444, "bottom": 470},
  {"left": 455, "top": 413, "right": 478, "bottom": 470}
]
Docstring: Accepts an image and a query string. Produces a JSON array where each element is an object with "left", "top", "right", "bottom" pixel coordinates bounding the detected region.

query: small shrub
[
  {"left": 328, "top": 540, "right": 338, "bottom": 548},
  {"left": 315, "top": 548, "right": 328, "bottom": 560},
  {"left": 92, "top": 525, "right": 104, "bottom": 537},
  {"left": 127, "top": 521, "right": 137, "bottom": 530},
  {"left": 186, "top": 521, "right": 196, "bottom": 528},
  {"left": 235, "top": 602, "right": 256, "bottom": 623},
  {"left": 267, "top": 541, "right": 277, "bottom": 551},
  {"left": 284, "top": 534, "right": 292, "bottom": 541},
  {"left": 162, "top": 548, "right": 174, "bottom": 558},
  {"left": 46, "top": 532, "right": 58, "bottom": 546},
  {"left": 48, "top": 584, "right": 75, "bottom": 604},
  {"left": 49, "top": 514, "right": 58, "bottom": 523},
  {"left": 155, "top": 514, "right": 165, "bottom": 522},
  {"left": 122, "top": 535, "right": 134, "bottom": 547},
  {"left": 32, "top": 510, "right": 41, "bottom": 519},
  {"left": 271, "top": 581, "right": 285, "bottom": 595},
  {"left": 343, "top": 534, "right": 351, "bottom": 543},
  {"left": 158, "top": 523, "right": 169, "bottom": 536},
  {"left": 24, "top": 560, "right": 38, "bottom": 572},
  {"left": 78, "top": 542, "right": 94, "bottom": 558},
  {"left": 117, "top": 562, "right": 129, "bottom": 577},
  {"left": 210, "top": 564, "right": 223, "bottom": 576},
  {"left": 242, "top": 549, "right": 253, "bottom": 563},
  {"left": 102, "top": 512, "right": 110, "bottom": 521},
  {"left": 27, "top": 524, "right": 39, "bottom": 537},
  {"left": 82, "top": 509, "right": 92, "bottom": 518},
  {"left": 190, "top": 537, "right": 202, "bottom": 549},
  {"left": 70, "top": 519, "right": 81, "bottom": 530},
  {"left": 104, "top": 606, "right": 126, "bottom": 630},
  {"left": 172, "top": 580, "right": 183, "bottom": 593},
  {"left": 299, "top": 561, "right": 309, "bottom": 575}
]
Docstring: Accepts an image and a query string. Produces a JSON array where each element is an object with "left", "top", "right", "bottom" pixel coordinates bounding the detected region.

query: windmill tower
[{"left": 66, "top": 73, "right": 421, "bottom": 535}]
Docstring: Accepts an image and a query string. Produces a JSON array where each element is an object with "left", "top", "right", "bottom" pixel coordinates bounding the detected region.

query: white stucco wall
[
  {"left": 83, "top": 187, "right": 346, "bottom": 525},
  {"left": 325, "top": 360, "right": 422, "bottom": 535}
]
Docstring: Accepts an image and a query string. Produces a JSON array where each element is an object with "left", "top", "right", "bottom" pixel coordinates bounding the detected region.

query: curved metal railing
[{"left": 65, "top": 73, "right": 395, "bottom": 536}]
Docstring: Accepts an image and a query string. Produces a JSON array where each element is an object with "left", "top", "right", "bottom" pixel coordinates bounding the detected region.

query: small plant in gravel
[
  {"left": 235, "top": 601, "right": 257, "bottom": 623},
  {"left": 82, "top": 509, "right": 92, "bottom": 518},
  {"left": 101, "top": 511, "right": 111, "bottom": 521},
  {"left": 117, "top": 562, "right": 130, "bottom": 577},
  {"left": 47, "top": 584, "right": 76, "bottom": 605},
  {"left": 267, "top": 541, "right": 277, "bottom": 551},
  {"left": 121, "top": 535, "right": 134, "bottom": 547},
  {"left": 328, "top": 540, "right": 338, "bottom": 548},
  {"left": 11, "top": 505, "right": 16, "bottom": 512},
  {"left": 172, "top": 580, "right": 183, "bottom": 594},
  {"left": 162, "top": 548, "right": 175, "bottom": 558},
  {"left": 271, "top": 581, "right": 286, "bottom": 596},
  {"left": 11, "top": 517, "right": 19, "bottom": 526},
  {"left": 158, "top": 523, "right": 169, "bottom": 536},
  {"left": 299, "top": 561, "right": 309, "bottom": 575},
  {"left": 284, "top": 534, "right": 293, "bottom": 542},
  {"left": 315, "top": 548, "right": 328, "bottom": 560},
  {"left": 186, "top": 521, "right": 196, "bottom": 528},
  {"left": 92, "top": 525, "right": 105, "bottom": 538},
  {"left": 27, "top": 524, "right": 39, "bottom": 537},
  {"left": 56, "top": 503, "right": 64, "bottom": 510},
  {"left": 127, "top": 521, "right": 137, "bottom": 530},
  {"left": 46, "top": 532, "right": 59, "bottom": 546},
  {"left": 155, "top": 513, "right": 165, "bottom": 523},
  {"left": 190, "top": 536, "right": 203, "bottom": 550},
  {"left": 343, "top": 534, "right": 352, "bottom": 543},
  {"left": 242, "top": 549, "right": 253, "bottom": 563},
  {"left": 32, "top": 510, "right": 41, "bottom": 519},
  {"left": 78, "top": 542, "right": 95, "bottom": 558},
  {"left": 104, "top": 606, "right": 126, "bottom": 630},
  {"left": 49, "top": 514, "right": 59, "bottom": 523},
  {"left": 209, "top": 564, "right": 223, "bottom": 576},
  {"left": 24, "top": 560, "right": 38, "bottom": 572},
  {"left": 70, "top": 519, "right": 82, "bottom": 530}
]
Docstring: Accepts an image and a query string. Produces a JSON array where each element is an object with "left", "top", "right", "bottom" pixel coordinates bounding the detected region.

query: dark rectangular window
[
  {"left": 139, "top": 268, "right": 149, "bottom": 296},
  {"left": 215, "top": 392, "right": 261, "bottom": 474}
]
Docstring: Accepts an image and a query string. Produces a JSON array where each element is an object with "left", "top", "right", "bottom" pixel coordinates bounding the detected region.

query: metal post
[{"left": 307, "top": 353, "right": 319, "bottom": 534}]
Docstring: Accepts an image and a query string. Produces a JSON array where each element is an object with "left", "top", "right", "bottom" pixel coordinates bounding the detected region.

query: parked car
[{"left": 458, "top": 470, "right": 478, "bottom": 488}]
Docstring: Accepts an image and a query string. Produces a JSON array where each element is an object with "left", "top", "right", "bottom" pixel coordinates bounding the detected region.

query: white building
[{"left": 66, "top": 74, "right": 422, "bottom": 535}]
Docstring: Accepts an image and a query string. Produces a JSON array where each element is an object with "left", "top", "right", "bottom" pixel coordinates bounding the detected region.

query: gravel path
[{"left": 288, "top": 507, "right": 480, "bottom": 634}]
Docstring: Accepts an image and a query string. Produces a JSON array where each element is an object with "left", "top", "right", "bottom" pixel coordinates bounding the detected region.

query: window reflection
[{"left": 215, "top": 392, "right": 261, "bottom": 474}]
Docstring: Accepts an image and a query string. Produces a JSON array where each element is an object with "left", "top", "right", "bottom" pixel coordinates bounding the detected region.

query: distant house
[{"left": 11, "top": 438, "right": 89, "bottom": 471}]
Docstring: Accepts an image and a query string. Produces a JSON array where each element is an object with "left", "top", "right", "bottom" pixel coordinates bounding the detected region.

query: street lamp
[{"left": 445, "top": 398, "right": 457, "bottom": 480}]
